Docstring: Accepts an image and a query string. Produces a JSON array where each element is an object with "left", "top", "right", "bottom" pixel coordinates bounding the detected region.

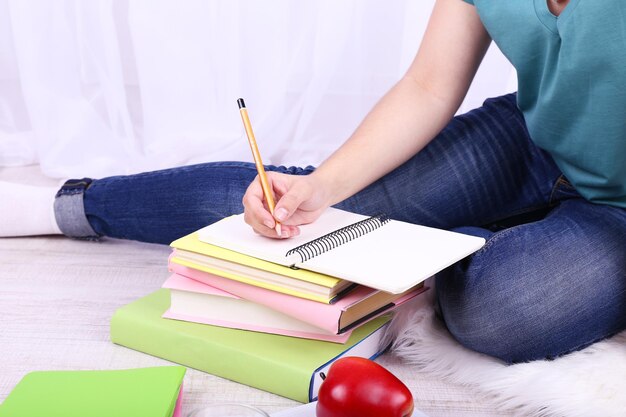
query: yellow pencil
[{"left": 237, "top": 98, "right": 282, "bottom": 237}]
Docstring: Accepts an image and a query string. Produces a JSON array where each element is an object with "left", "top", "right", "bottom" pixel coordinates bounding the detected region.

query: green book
[
  {"left": 110, "top": 289, "right": 390, "bottom": 403},
  {"left": 0, "top": 366, "right": 185, "bottom": 417}
]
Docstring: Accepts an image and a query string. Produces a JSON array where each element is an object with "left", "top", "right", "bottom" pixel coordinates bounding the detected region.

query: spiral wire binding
[{"left": 285, "top": 213, "right": 390, "bottom": 264}]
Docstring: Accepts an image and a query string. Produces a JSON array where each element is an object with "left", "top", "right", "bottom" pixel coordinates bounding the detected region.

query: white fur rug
[{"left": 386, "top": 290, "right": 626, "bottom": 417}]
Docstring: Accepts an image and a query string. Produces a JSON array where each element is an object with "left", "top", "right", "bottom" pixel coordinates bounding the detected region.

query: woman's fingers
[
  {"left": 243, "top": 172, "right": 327, "bottom": 238},
  {"left": 242, "top": 175, "right": 281, "bottom": 238}
]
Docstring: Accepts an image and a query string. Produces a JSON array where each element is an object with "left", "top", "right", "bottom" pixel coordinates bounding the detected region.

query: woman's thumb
[{"left": 273, "top": 187, "right": 308, "bottom": 223}]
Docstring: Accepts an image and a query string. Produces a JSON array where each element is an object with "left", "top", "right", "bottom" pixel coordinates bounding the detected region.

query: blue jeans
[{"left": 54, "top": 93, "right": 626, "bottom": 363}]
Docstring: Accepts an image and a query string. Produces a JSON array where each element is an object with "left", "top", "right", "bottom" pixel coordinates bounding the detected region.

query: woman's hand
[{"left": 242, "top": 172, "right": 332, "bottom": 238}]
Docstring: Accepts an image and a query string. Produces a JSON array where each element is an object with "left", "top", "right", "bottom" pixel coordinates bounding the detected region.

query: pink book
[
  {"left": 168, "top": 261, "right": 428, "bottom": 335},
  {"left": 172, "top": 385, "right": 183, "bottom": 417},
  {"left": 163, "top": 273, "right": 352, "bottom": 343}
]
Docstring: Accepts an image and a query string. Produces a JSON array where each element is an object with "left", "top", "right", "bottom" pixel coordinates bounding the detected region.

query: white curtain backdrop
[{"left": 0, "top": 0, "right": 515, "bottom": 179}]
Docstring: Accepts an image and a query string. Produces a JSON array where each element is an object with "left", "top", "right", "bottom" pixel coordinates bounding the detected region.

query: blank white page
[
  {"left": 198, "top": 207, "right": 484, "bottom": 294},
  {"left": 302, "top": 219, "right": 485, "bottom": 293}
]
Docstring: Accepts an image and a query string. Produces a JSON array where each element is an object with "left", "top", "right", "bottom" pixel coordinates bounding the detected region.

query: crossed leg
[{"left": 437, "top": 199, "right": 626, "bottom": 363}]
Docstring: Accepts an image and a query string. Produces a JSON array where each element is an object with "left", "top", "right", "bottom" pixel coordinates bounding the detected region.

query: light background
[{"left": 0, "top": 0, "right": 516, "bottom": 178}]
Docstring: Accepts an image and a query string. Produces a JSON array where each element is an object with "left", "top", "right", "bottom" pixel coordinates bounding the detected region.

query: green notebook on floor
[
  {"left": 110, "top": 289, "right": 390, "bottom": 403},
  {"left": 0, "top": 366, "right": 185, "bottom": 417}
]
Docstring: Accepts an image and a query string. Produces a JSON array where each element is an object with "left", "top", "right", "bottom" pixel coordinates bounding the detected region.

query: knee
[
  {"left": 438, "top": 204, "right": 626, "bottom": 363},
  {"left": 435, "top": 252, "right": 558, "bottom": 363},
  {"left": 437, "top": 249, "right": 626, "bottom": 363}
]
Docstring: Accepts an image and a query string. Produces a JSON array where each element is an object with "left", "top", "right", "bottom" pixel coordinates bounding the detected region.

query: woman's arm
[{"left": 244, "top": 0, "right": 491, "bottom": 237}]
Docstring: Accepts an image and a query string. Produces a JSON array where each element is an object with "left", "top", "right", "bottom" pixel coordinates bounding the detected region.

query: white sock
[{"left": 0, "top": 181, "right": 62, "bottom": 237}]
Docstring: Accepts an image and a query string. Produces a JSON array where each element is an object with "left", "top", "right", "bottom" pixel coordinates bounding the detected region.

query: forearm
[
  {"left": 310, "top": 0, "right": 490, "bottom": 206},
  {"left": 312, "top": 76, "right": 459, "bottom": 206}
]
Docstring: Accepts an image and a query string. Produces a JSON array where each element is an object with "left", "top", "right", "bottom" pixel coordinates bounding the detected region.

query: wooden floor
[{"left": 0, "top": 166, "right": 511, "bottom": 416}]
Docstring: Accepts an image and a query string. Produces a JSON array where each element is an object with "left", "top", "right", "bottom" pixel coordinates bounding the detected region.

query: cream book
[
  {"left": 198, "top": 207, "right": 485, "bottom": 294},
  {"left": 162, "top": 273, "right": 353, "bottom": 343}
]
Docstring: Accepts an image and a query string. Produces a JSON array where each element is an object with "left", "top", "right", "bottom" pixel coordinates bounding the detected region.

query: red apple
[{"left": 316, "top": 357, "right": 414, "bottom": 417}]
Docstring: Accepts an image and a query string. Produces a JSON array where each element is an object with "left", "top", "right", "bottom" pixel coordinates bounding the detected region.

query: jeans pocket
[{"left": 550, "top": 175, "right": 581, "bottom": 204}]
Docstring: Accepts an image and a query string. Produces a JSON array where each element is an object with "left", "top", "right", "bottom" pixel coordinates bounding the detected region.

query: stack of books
[{"left": 111, "top": 207, "right": 485, "bottom": 402}]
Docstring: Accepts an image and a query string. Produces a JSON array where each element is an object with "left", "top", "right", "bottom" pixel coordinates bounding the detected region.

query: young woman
[{"left": 3, "top": 0, "right": 625, "bottom": 363}]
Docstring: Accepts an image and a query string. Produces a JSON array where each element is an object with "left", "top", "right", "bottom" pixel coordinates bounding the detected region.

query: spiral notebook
[{"left": 198, "top": 207, "right": 485, "bottom": 294}]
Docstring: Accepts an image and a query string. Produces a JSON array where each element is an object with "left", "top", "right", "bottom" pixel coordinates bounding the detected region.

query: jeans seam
[
  {"left": 546, "top": 329, "right": 622, "bottom": 360},
  {"left": 473, "top": 221, "right": 529, "bottom": 256},
  {"left": 56, "top": 188, "right": 84, "bottom": 197},
  {"left": 122, "top": 163, "right": 315, "bottom": 182},
  {"left": 476, "top": 203, "right": 552, "bottom": 231},
  {"left": 62, "top": 180, "right": 91, "bottom": 187},
  {"left": 548, "top": 175, "right": 565, "bottom": 206}
]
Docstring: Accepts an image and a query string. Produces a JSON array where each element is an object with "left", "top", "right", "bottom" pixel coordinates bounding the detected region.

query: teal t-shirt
[{"left": 462, "top": 0, "right": 626, "bottom": 208}]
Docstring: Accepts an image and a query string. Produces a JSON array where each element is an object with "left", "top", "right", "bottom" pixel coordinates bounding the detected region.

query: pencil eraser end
[{"left": 237, "top": 98, "right": 246, "bottom": 109}]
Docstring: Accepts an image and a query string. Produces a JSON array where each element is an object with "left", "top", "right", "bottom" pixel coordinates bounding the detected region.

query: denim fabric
[
  {"left": 54, "top": 178, "right": 99, "bottom": 239},
  {"left": 54, "top": 93, "right": 626, "bottom": 362}
]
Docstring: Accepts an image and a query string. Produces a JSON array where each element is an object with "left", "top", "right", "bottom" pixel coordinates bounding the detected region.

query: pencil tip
[{"left": 237, "top": 98, "right": 246, "bottom": 109}]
